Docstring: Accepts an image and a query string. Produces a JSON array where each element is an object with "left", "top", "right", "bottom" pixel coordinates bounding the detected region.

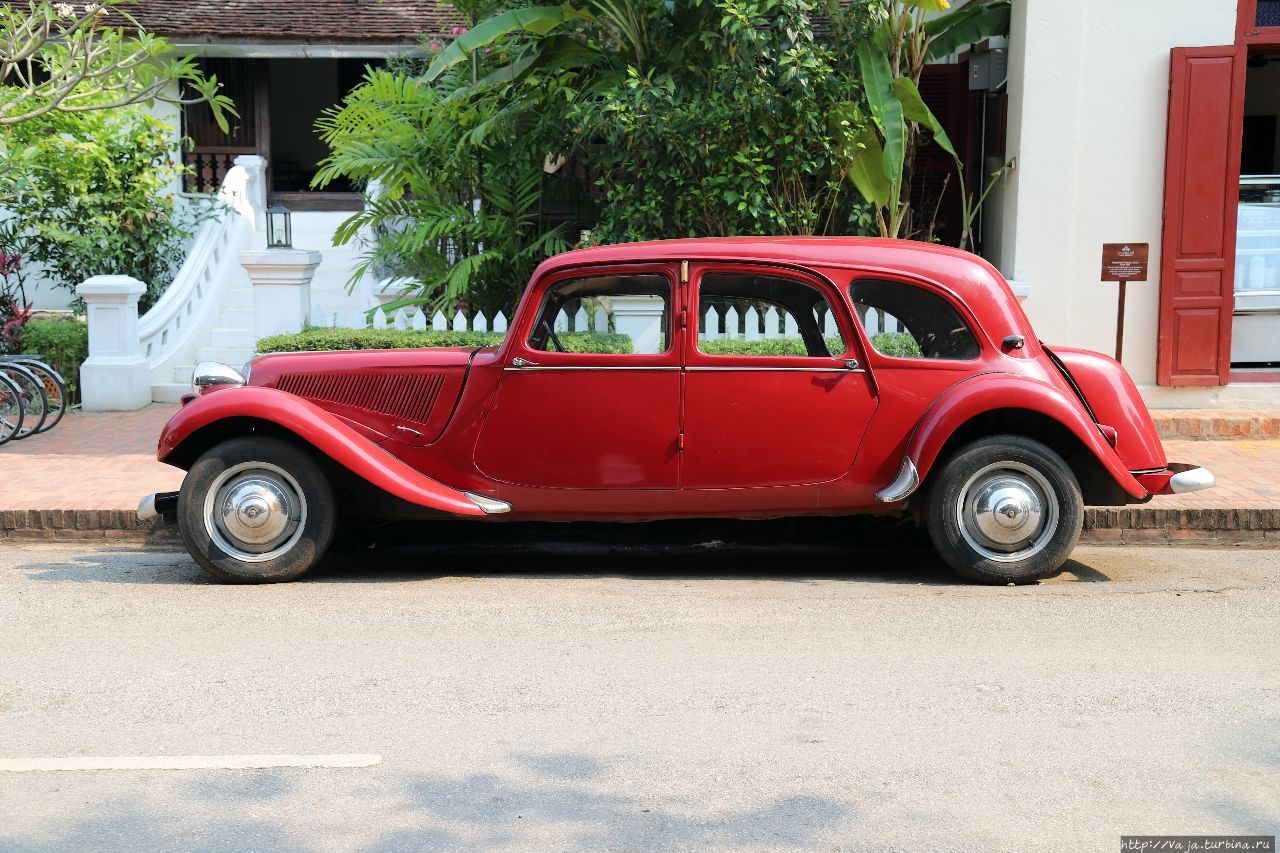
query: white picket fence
[{"left": 362, "top": 302, "right": 905, "bottom": 339}]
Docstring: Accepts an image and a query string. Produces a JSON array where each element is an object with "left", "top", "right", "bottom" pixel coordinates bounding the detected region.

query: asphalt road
[{"left": 0, "top": 530, "right": 1277, "bottom": 852}]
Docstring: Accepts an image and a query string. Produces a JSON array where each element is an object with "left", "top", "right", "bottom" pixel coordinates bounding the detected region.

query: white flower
[
  {"left": 53, "top": 3, "right": 74, "bottom": 16},
  {"left": 84, "top": 2, "right": 107, "bottom": 17}
]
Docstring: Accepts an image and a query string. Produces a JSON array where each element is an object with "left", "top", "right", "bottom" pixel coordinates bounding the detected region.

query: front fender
[
  {"left": 159, "top": 386, "right": 486, "bottom": 517},
  {"left": 897, "top": 374, "right": 1148, "bottom": 501}
]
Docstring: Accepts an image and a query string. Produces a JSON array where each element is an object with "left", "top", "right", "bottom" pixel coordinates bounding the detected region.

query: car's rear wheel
[
  {"left": 925, "top": 435, "right": 1083, "bottom": 585},
  {"left": 178, "top": 436, "right": 335, "bottom": 583}
]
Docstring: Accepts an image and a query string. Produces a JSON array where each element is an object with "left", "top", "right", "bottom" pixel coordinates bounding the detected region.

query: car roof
[{"left": 533, "top": 237, "right": 1013, "bottom": 307}]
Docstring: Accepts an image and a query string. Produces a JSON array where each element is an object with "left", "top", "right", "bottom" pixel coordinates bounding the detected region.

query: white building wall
[{"left": 997, "top": 0, "right": 1245, "bottom": 403}]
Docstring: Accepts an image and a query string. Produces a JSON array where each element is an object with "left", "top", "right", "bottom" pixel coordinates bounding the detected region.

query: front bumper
[
  {"left": 136, "top": 491, "right": 179, "bottom": 522},
  {"left": 1133, "top": 464, "right": 1216, "bottom": 496}
]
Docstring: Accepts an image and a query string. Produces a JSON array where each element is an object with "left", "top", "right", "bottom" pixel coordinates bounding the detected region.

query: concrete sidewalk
[{"left": 1, "top": 405, "right": 1278, "bottom": 543}]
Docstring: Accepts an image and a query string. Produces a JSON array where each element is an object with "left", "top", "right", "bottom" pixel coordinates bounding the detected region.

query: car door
[
  {"left": 682, "top": 263, "right": 878, "bottom": 489},
  {"left": 473, "top": 265, "right": 683, "bottom": 489}
]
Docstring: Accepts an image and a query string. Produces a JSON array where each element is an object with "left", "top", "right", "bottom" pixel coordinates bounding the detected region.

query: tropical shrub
[
  {"left": 0, "top": 104, "right": 211, "bottom": 312},
  {"left": 15, "top": 316, "right": 88, "bottom": 401},
  {"left": 314, "top": 67, "right": 576, "bottom": 320}
]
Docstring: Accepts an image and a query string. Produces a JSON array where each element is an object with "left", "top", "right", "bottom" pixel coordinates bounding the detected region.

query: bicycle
[
  {"left": 0, "top": 354, "right": 68, "bottom": 434},
  {"left": 0, "top": 360, "right": 48, "bottom": 440},
  {"left": 0, "top": 371, "right": 24, "bottom": 446}
]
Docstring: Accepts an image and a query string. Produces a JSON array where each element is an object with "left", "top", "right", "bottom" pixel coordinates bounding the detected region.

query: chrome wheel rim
[
  {"left": 956, "top": 461, "right": 1058, "bottom": 563},
  {"left": 203, "top": 462, "right": 307, "bottom": 563}
]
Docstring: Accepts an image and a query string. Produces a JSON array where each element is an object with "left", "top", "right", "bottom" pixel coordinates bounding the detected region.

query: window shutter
[{"left": 1157, "top": 47, "right": 1246, "bottom": 386}]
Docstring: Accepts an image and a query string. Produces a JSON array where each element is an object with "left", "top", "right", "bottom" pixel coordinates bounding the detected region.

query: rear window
[{"left": 849, "top": 279, "right": 980, "bottom": 360}]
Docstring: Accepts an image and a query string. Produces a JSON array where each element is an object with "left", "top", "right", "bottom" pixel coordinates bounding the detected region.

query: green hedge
[
  {"left": 258, "top": 327, "right": 633, "bottom": 355},
  {"left": 699, "top": 337, "right": 847, "bottom": 357},
  {"left": 869, "top": 332, "right": 923, "bottom": 359},
  {"left": 16, "top": 318, "right": 88, "bottom": 403}
]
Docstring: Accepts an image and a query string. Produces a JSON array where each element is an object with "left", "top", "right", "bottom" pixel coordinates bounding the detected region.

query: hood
[{"left": 248, "top": 347, "right": 479, "bottom": 446}]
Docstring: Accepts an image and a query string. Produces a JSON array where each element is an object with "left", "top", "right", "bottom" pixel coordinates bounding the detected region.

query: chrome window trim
[
  {"left": 686, "top": 366, "right": 865, "bottom": 373},
  {"left": 504, "top": 365, "right": 681, "bottom": 371}
]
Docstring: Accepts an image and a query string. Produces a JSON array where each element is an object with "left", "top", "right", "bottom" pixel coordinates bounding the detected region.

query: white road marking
[{"left": 0, "top": 754, "right": 383, "bottom": 772}]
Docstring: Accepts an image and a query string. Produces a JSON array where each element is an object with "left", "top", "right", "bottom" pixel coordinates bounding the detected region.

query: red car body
[{"left": 149, "top": 238, "right": 1215, "bottom": 584}]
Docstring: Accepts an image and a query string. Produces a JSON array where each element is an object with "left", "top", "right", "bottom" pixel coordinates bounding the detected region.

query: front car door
[
  {"left": 474, "top": 265, "right": 682, "bottom": 489},
  {"left": 682, "top": 263, "right": 879, "bottom": 489}
]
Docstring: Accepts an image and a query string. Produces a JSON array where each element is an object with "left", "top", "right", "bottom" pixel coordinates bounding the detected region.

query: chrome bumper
[
  {"left": 136, "top": 491, "right": 179, "bottom": 522},
  {"left": 1168, "top": 466, "right": 1216, "bottom": 494}
]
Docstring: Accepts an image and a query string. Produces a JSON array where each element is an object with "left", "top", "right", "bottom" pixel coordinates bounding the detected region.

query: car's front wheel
[
  {"left": 178, "top": 436, "right": 335, "bottom": 583},
  {"left": 925, "top": 435, "right": 1083, "bottom": 585}
]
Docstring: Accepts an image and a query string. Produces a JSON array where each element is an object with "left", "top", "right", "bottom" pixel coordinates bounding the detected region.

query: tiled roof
[{"left": 127, "top": 1, "right": 464, "bottom": 43}]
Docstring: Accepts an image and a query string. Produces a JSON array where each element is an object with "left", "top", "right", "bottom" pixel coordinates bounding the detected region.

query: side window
[
  {"left": 850, "top": 279, "right": 980, "bottom": 360},
  {"left": 697, "top": 272, "right": 846, "bottom": 357},
  {"left": 528, "top": 273, "right": 670, "bottom": 354}
]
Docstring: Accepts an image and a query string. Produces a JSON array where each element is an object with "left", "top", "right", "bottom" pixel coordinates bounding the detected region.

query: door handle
[
  {"left": 511, "top": 357, "right": 539, "bottom": 368},
  {"left": 843, "top": 358, "right": 862, "bottom": 371}
]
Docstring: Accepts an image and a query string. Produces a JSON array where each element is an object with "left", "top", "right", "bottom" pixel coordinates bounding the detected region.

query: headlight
[{"left": 192, "top": 361, "right": 247, "bottom": 394}]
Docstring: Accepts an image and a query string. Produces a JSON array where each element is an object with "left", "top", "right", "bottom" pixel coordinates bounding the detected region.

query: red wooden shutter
[{"left": 1157, "top": 46, "right": 1246, "bottom": 386}]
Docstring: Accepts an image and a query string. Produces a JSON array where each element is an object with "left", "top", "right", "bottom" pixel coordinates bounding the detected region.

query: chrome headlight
[{"left": 192, "top": 361, "right": 247, "bottom": 393}]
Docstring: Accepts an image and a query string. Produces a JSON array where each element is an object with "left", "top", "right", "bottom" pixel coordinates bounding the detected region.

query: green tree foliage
[{"left": 0, "top": 104, "right": 216, "bottom": 312}]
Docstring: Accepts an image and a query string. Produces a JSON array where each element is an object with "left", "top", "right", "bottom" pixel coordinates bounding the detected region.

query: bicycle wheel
[
  {"left": 0, "top": 373, "right": 23, "bottom": 446},
  {"left": 2, "top": 363, "right": 47, "bottom": 439},
  {"left": 18, "top": 358, "right": 68, "bottom": 433}
]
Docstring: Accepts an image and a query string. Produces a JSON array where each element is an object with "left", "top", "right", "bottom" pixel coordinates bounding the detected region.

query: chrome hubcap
[
  {"left": 204, "top": 462, "right": 306, "bottom": 562},
  {"left": 957, "top": 462, "right": 1058, "bottom": 562}
]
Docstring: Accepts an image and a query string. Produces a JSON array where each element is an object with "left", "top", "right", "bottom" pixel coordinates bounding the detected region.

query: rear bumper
[{"left": 1133, "top": 464, "right": 1216, "bottom": 496}]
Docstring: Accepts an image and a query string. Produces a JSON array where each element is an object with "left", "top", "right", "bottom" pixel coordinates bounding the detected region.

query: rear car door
[{"left": 682, "top": 264, "right": 878, "bottom": 489}]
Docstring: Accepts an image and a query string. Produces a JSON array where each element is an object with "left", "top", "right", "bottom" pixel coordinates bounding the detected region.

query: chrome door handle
[
  {"left": 843, "top": 358, "right": 862, "bottom": 370},
  {"left": 511, "top": 357, "right": 539, "bottom": 368}
]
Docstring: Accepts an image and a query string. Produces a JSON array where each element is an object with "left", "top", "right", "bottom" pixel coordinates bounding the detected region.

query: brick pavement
[
  {"left": 0, "top": 405, "right": 182, "bottom": 511},
  {"left": 0, "top": 405, "right": 1277, "bottom": 539}
]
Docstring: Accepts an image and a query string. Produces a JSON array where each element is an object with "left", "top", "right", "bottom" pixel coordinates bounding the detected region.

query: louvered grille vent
[{"left": 276, "top": 372, "right": 447, "bottom": 425}]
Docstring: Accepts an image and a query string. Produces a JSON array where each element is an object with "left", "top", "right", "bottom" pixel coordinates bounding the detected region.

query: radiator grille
[{"left": 276, "top": 371, "right": 447, "bottom": 425}]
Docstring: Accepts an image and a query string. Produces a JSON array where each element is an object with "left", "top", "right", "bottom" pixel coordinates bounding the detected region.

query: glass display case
[{"left": 1232, "top": 176, "right": 1280, "bottom": 366}]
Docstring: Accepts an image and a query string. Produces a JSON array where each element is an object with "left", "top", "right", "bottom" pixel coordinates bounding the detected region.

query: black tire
[
  {"left": 3, "top": 363, "right": 47, "bottom": 439},
  {"left": 20, "top": 360, "right": 67, "bottom": 433},
  {"left": 178, "top": 436, "right": 336, "bottom": 583},
  {"left": 0, "top": 373, "right": 23, "bottom": 446},
  {"left": 925, "top": 435, "right": 1083, "bottom": 585}
]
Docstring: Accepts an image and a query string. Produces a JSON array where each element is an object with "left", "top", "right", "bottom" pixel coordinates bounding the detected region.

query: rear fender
[
  {"left": 891, "top": 374, "right": 1148, "bottom": 502},
  {"left": 159, "top": 386, "right": 487, "bottom": 516}
]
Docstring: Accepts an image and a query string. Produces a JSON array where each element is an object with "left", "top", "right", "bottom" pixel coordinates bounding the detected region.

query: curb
[
  {"left": 4, "top": 507, "right": 1280, "bottom": 545},
  {"left": 1152, "top": 410, "right": 1280, "bottom": 440},
  {"left": 0, "top": 510, "right": 178, "bottom": 544}
]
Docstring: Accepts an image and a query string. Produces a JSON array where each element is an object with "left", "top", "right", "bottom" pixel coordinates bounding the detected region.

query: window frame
[
  {"left": 686, "top": 262, "right": 859, "bottom": 368},
  {"left": 845, "top": 273, "right": 988, "bottom": 368},
  {"left": 510, "top": 263, "right": 680, "bottom": 367}
]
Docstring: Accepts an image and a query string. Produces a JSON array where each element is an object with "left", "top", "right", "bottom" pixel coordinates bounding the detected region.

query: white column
[
  {"left": 77, "top": 275, "right": 151, "bottom": 411},
  {"left": 240, "top": 249, "right": 322, "bottom": 341},
  {"left": 610, "top": 295, "right": 666, "bottom": 354}
]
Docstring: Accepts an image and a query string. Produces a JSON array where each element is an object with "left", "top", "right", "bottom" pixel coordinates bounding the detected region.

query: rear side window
[{"left": 850, "top": 279, "right": 980, "bottom": 360}]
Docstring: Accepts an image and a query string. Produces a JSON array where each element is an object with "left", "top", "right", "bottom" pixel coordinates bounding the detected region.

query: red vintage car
[{"left": 140, "top": 238, "right": 1214, "bottom": 584}]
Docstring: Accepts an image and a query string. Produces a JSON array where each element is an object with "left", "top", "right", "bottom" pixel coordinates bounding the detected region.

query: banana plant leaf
[
  {"left": 847, "top": 128, "right": 892, "bottom": 207},
  {"left": 424, "top": 5, "right": 595, "bottom": 82},
  {"left": 892, "top": 76, "right": 957, "bottom": 159},
  {"left": 924, "top": 0, "right": 1011, "bottom": 61},
  {"left": 855, "top": 41, "right": 905, "bottom": 186}
]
